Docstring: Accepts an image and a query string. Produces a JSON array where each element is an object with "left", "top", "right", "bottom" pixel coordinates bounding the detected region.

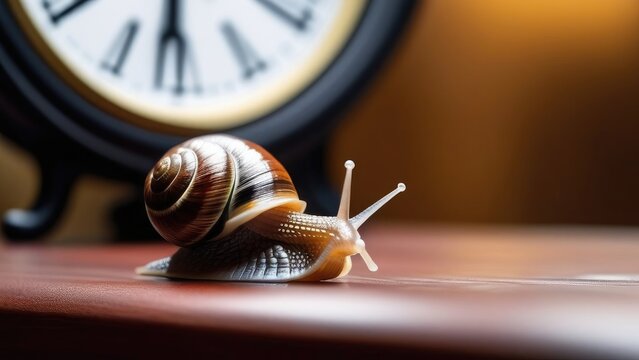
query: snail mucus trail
[{"left": 137, "top": 135, "right": 405, "bottom": 282}]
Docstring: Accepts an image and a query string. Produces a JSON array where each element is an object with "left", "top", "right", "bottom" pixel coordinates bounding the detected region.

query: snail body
[{"left": 137, "top": 135, "right": 405, "bottom": 282}]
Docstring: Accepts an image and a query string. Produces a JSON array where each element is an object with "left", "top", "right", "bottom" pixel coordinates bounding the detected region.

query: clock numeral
[
  {"left": 221, "top": 22, "right": 267, "bottom": 80},
  {"left": 255, "top": 0, "right": 312, "bottom": 31},
  {"left": 42, "top": 0, "right": 94, "bottom": 25},
  {"left": 101, "top": 20, "right": 139, "bottom": 75}
]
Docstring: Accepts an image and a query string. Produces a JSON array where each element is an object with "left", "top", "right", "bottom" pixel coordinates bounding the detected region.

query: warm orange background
[
  {"left": 330, "top": 0, "right": 639, "bottom": 224},
  {"left": 1, "top": 0, "right": 639, "bottom": 241}
]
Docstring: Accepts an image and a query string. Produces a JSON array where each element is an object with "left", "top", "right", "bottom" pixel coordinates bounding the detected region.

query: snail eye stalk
[
  {"left": 350, "top": 183, "right": 406, "bottom": 230},
  {"left": 337, "top": 160, "right": 355, "bottom": 221}
]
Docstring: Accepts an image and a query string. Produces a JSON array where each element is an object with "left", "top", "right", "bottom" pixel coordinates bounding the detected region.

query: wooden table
[{"left": 2, "top": 225, "right": 639, "bottom": 358}]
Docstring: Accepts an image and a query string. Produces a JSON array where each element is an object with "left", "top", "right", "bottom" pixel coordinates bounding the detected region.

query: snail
[{"left": 136, "top": 135, "right": 405, "bottom": 282}]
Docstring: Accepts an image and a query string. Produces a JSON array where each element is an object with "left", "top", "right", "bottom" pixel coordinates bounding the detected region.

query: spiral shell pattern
[{"left": 144, "top": 135, "right": 301, "bottom": 247}]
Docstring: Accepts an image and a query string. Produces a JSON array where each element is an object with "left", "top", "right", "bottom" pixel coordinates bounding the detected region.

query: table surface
[{"left": 2, "top": 224, "right": 639, "bottom": 358}]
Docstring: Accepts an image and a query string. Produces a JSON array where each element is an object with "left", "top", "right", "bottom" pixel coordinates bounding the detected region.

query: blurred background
[{"left": 1, "top": 0, "right": 639, "bottom": 242}]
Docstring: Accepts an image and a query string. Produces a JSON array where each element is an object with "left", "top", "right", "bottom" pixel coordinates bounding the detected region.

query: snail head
[{"left": 333, "top": 160, "right": 406, "bottom": 272}]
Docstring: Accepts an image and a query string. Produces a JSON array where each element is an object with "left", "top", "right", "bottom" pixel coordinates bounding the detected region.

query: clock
[{"left": 0, "top": 0, "right": 416, "bottom": 240}]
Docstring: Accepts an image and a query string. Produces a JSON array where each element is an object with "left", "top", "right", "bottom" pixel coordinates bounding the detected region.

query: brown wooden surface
[{"left": 2, "top": 225, "right": 639, "bottom": 358}]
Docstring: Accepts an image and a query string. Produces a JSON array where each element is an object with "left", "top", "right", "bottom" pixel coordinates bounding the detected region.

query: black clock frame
[{"left": 0, "top": 0, "right": 418, "bottom": 240}]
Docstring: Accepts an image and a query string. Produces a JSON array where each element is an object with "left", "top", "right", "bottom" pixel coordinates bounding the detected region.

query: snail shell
[{"left": 137, "top": 135, "right": 405, "bottom": 282}]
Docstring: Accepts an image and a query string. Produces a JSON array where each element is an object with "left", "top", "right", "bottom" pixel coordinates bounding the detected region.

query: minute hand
[{"left": 155, "top": 0, "right": 186, "bottom": 94}]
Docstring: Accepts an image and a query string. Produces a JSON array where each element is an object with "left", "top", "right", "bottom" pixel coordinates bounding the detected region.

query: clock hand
[{"left": 155, "top": 0, "right": 187, "bottom": 95}]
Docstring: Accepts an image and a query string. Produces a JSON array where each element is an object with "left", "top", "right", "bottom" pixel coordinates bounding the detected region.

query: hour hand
[
  {"left": 155, "top": 0, "right": 186, "bottom": 94},
  {"left": 155, "top": 34, "right": 186, "bottom": 94}
]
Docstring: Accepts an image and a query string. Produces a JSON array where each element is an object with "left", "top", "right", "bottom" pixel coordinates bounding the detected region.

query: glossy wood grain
[{"left": 2, "top": 225, "right": 639, "bottom": 358}]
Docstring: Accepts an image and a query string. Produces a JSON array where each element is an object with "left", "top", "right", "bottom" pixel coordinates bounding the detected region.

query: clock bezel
[
  {"left": 8, "top": 0, "right": 368, "bottom": 133},
  {"left": 0, "top": 0, "right": 417, "bottom": 174}
]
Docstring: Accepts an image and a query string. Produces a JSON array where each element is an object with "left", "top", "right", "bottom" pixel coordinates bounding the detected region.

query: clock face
[{"left": 10, "top": 0, "right": 365, "bottom": 132}]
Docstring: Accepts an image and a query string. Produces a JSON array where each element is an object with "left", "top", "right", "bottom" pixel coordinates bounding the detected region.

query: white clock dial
[{"left": 11, "top": 0, "right": 365, "bottom": 130}]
